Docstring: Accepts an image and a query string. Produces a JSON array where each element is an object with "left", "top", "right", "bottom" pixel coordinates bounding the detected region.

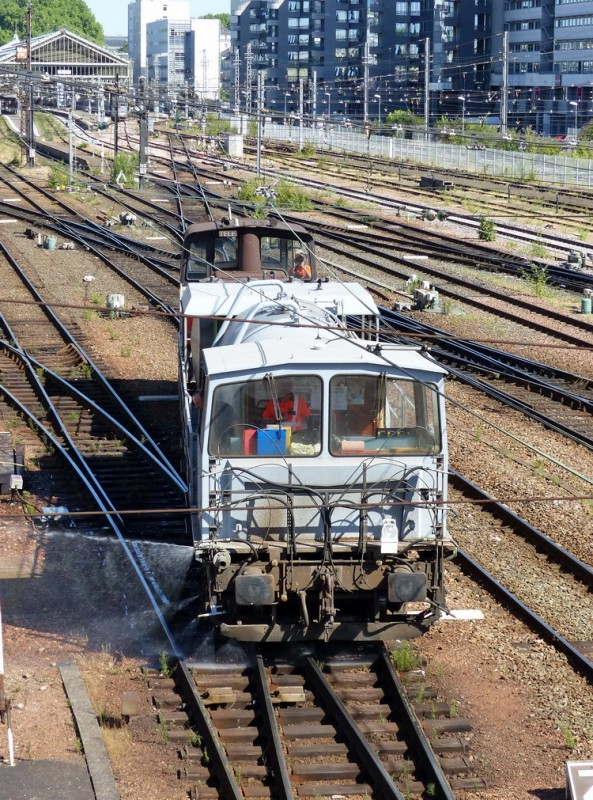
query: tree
[
  {"left": 385, "top": 109, "right": 424, "bottom": 128},
  {"left": 200, "top": 12, "right": 231, "bottom": 30},
  {"left": 0, "top": 0, "right": 104, "bottom": 47}
]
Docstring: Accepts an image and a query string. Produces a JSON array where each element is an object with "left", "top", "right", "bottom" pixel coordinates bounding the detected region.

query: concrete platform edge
[{"left": 59, "top": 661, "right": 120, "bottom": 800}]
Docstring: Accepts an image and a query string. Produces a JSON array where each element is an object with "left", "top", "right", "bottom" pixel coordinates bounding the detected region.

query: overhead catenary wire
[{"left": 3, "top": 490, "right": 593, "bottom": 523}]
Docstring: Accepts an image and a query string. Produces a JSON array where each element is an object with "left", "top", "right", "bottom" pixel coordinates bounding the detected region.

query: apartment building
[
  {"left": 230, "top": 0, "right": 593, "bottom": 135},
  {"left": 146, "top": 18, "right": 191, "bottom": 87},
  {"left": 128, "top": 0, "right": 190, "bottom": 80}
]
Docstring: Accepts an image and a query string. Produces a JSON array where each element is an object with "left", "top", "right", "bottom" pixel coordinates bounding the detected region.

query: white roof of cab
[
  {"left": 181, "top": 279, "right": 380, "bottom": 319},
  {"left": 202, "top": 335, "right": 447, "bottom": 379}
]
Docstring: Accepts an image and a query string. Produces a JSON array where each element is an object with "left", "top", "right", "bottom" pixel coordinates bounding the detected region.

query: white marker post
[{"left": 0, "top": 600, "right": 15, "bottom": 766}]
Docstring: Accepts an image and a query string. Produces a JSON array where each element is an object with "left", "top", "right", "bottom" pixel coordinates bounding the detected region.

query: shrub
[{"left": 478, "top": 217, "right": 496, "bottom": 241}]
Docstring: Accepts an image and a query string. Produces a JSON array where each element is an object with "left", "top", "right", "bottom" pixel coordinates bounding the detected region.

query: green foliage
[
  {"left": 159, "top": 719, "right": 170, "bottom": 744},
  {"left": 199, "top": 12, "right": 231, "bottom": 29},
  {"left": 297, "top": 142, "right": 315, "bottom": 158},
  {"left": 48, "top": 165, "right": 69, "bottom": 189},
  {"left": 529, "top": 239, "right": 548, "bottom": 259},
  {"left": 204, "top": 113, "right": 234, "bottom": 136},
  {"left": 478, "top": 216, "right": 496, "bottom": 241},
  {"left": 186, "top": 730, "right": 202, "bottom": 747},
  {"left": 274, "top": 179, "right": 313, "bottom": 211},
  {"left": 391, "top": 641, "right": 421, "bottom": 672},
  {"left": 111, "top": 152, "right": 139, "bottom": 187},
  {"left": 522, "top": 263, "right": 551, "bottom": 297},
  {"left": 159, "top": 651, "right": 172, "bottom": 678},
  {"left": 77, "top": 363, "right": 93, "bottom": 380},
  {"left": 386, "top": 109, "right": 424, "bottom": 128},
  {"left": 0, "top": 0, "right": 104, "bottom": 47},
  {"left": 559, "top": 721, "right": 576, "bottom": 750}
]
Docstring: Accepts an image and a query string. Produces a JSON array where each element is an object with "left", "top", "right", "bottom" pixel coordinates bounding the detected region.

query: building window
[
  {"left": 507, "top": 19, "right": 540, "bottom": 30},
  {"left": 555, "top": 16, "right": 593, "bottom": 27},
  {"left": 556, "top": 39, "right": 593, "bottom": 50},
  {"left": 553, "top": 61, "right": 580, "bottom": 72},
  {"left": 505, "top": 0, "right": 540, "bottom": 8}
]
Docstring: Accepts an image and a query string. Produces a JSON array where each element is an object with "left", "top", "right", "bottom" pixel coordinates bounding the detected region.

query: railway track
[
  {"left": 379, "top": 309, "right": 593, "bottom": 451},
  {"left": 0, "top": 164, "right": 183, "bottom": 311},
  {"left": 148, "top": 649, "right": 484, "bottom": 799},
  {"left": 242, "top": 137, "right": 593, "bottom": 238},
  {"left": 0, "top": 239, "right": 187, "bottom": 541},
  {"left": 451, "top": 470, "right": 593, "bottom": 662}
]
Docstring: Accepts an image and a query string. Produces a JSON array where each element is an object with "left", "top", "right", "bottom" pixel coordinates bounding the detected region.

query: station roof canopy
[{"left": 0, "top": 28, "right": 129, "bottom": 86}]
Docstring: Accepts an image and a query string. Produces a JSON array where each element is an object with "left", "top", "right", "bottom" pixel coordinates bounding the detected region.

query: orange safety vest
[
  {"left": 292, "top": 262, "right": 311, "bottom": 280},
  {"left": 262, "top": 395, "right": 311, "bottom": 431}
]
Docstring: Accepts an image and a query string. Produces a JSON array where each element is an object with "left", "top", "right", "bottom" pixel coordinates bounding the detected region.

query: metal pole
[
  {"left": 27, "top": 2, "right": 34, "bottom": 166},
  {"left": 298, "top": 77, "right": 304, "bottom": 151},
  {"left": 114, "top": 73, "right": 119, "bottom": 155},
  {"left": 256, "top": 73, "right": 262, "bottom": 177},
  {"left": 363, "top": 41, "right": 369, "bottom": 125},
  {"left": 424, "top": 37, "right": 430, "bottom": 142},
  {"left": 138, "top": 76, "right": 147, "bottom": 190},
  {"left": 0, "top": 600, "right": 15, "bottom": 766},
  {"left": 501, "top": 31, "right": 509, "bottom": 137},
  {"left": 68, "top": 109, "right": 74, "bottom": 187}
]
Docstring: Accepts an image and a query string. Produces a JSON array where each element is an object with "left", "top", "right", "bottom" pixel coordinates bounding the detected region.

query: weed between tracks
[{"left": 391, "top": 641, "right": 421, "bottom": 671}]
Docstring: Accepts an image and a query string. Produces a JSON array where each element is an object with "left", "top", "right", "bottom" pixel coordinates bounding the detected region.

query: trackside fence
[{"left": 262, "top": 122, "right": 593, "bottom": 188}]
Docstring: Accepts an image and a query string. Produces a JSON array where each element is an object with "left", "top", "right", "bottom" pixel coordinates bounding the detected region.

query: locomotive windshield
[
  {"left": 208, "top": 375, "right": 322, "bottom": 457},
  {"left": 186, "top": 232, "right": 239, "bottom": 278},
  {"left": 185, "top": 232, "right": 311, "bottom": 280},
  {"left": 329, "top": 374, "right": 440, "bottom": 455},
  {"left": 206, "top": 373, "right": 440, "bottom": 457}
]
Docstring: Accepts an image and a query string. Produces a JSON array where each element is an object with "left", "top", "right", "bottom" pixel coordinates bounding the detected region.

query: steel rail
[
  {"left": 451, "top": 470, "right": 593, "bottom": 587},
  {"left": 319, "top": 232, "right": 593, "bottom": 339},
  {"left": 254, "top": 655, "right": 295, "bottom": 800},
  {"left": 0, "top": 241, "right": 184, "bottom": 487},
  {"left": 9, "top": 344, "right": 187, "bottom": 493},
  {"left": 455, "top": 548, "right": 593, "bottom": 683},
  {"left": 55, "top": 216, "right": 181, "bottom": 291},
  {"left": 381, "top": 309, "right": 593, "bottom": 404},
  {"left": 0, "top": 162, "right": 182, "bottom": 268},
  {"left": 234, "top": 146, "right": 593, "bottom": 274},
  {"left": 0, "top": 372, "right": 182, "bottom": 655},
  {"left": 376, "top": 651, "right": 456, "bottom": 800},
  {"left": 445, "top": 364, "right": 593, "bottom": 451},
  {"left": 304, "top": 656, "right": 406, "bottom": 800},
  {"left": 91, "top": 183, "right": 185, "bottom": 243},
  {"left": 378, "top": 310, "right": 593, "bottom": 451},
  {"left": 375, "top": 296, "right": 593, "bottom": 350},
  {"left": 175, "top": 659, "right": 243, "bottom": 800}
]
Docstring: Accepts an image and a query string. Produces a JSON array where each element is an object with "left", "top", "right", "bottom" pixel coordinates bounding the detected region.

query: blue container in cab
[{"left": 257, "top": 428, "right": 287, "bottom": 455}]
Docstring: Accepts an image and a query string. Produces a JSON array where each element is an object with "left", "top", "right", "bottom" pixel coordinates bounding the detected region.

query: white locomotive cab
[
  {"left": 179, "top": 219, "right": 453, "bottom": 641},
  {"left": 195, "top": 362, "right": 447, "bottom": 551}
]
